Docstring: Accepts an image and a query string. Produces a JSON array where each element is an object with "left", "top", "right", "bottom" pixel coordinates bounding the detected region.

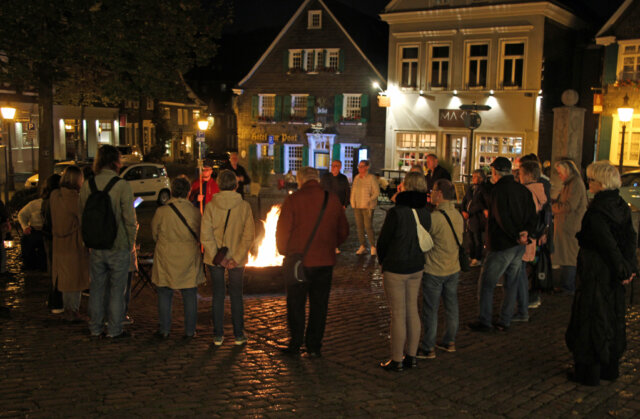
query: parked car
[
  {"left": 120, "top": 163, "right": 171, "bottom": 205},
  {"left": 620, "top": 169, "right": 640, "bottom": 212},
  {"left": 117, "top": 145, "right": 143, "bottom": 165},
  {"left": 23, "top": 160, "right": 92, "bottom": 189}
]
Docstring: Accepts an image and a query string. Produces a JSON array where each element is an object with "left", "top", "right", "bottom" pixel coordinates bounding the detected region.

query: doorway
[{"left": 445, "top": 133, "right": 468, "bottom": 182}]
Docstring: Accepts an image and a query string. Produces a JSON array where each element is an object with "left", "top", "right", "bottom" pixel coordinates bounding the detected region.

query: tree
[{"left": 0, "top": 0, "right": 229, "bottom": 181}]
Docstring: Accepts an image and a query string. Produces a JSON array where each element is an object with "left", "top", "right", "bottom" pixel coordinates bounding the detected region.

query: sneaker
[
  {"left": 511, "top": 314, "right": 529, "bottom": 322},
  {"left": 50, "top": 308, "right": 64, "bottom": 314},
  {"left": 416, "top": 348, "right": 436, "bottom": 359},
  {"left": 356, "top": 246, "right": 367, "bottom": 255},
  {"left": 213, "top": 336, "right": 224, "bottom": 346},
  {"left": 528, "top": 300, "right": 542, "bottom": 309},
  {"left": 370, "top": 246, "right": 377, "bottom": 256},
  {"left": 122, "top": 315, "right": 134, "bottom": 326},
  {"left": 468, "top": 321, "right": 492, "bottom": 332},
  {"left": 435, "top": 342, "right": 456, "bottom": 353},
  {"left": 234, "top": 335, "right": 248, "bottom": 346}
]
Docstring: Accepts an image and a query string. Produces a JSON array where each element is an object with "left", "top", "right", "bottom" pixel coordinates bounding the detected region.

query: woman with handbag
[
  {"left": 151, "top": 176, "right": 204, "bottom": 339},
  {"left": 377, "top": 172, "right": 431, "bottom": 371},
  {"left": 201, "top": 170, "right": 255, "bottom": 346}
]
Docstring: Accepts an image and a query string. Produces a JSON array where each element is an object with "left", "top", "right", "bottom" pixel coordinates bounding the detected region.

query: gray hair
[
  {"left": 586, "top": 161, "right": 621, "bottom": 190},
  {"left": 171, "top": 176, "right": 191, "bottom": 198},
  {"left": 403, "top": 171, "right": 427, "bottom": 192},
  {"left": 217, "top": 170, "right": 238, "bottom": 191},
  {"left": 297, "top": 166, "right": 319, "bottom": 184},
  {"left": 554, "top": 158, "right": 581, "bottom": 179}
]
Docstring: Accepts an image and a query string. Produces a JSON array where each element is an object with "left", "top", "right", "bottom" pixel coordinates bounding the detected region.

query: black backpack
[
  {"left": 82, "top": 176, "right": 121, "bottom": 249},
  {"left": 531, "top": 200, "right": 552, "bottom": 239}
]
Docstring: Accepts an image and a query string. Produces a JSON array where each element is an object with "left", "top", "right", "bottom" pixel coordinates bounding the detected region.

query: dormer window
[{"left": 308, "top": 10, "right": 322, "bottom": 29}]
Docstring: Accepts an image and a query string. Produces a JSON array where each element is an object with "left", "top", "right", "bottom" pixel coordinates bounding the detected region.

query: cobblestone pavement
[{"left": 1, "top": 206, "right": 640, "bottom": 418}]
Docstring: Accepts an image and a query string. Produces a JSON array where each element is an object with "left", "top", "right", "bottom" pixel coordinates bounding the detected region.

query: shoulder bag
[
  {"left": 283, "top": 191, "right": 328, "bottom": 285},
  {"left": 439, "top": 209, "right": 470, "bottom": 272},
  {"left": 411, "top": 208, "right": 433, "bottom": 252}
]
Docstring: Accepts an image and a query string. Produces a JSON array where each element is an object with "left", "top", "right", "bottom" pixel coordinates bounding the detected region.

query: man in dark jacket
[
  {"left": 220, "top": 152, "right": 251, "bottom": 198},
  {"left": 320, "top": 160, "right": 350, "bottom": 207},
  {"left": 276, "top": 167, "right": 349, "bottom": 357},
  {"left": 425, "top": 154, "right": 451, "bottom": 197},
  {"left": 468, "top": 157, "right": 536, "bottom": 332}
]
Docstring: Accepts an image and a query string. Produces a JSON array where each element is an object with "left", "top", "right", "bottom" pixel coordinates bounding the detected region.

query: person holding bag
[
  {"left": 377, "top": 172, "right": 431, "bottom": 371},
  {"left": 201, "top": 170, "right": 255, "bottom": 346},
  {"left": 151, "top": 176, "right": 204, "bottom": 340}
]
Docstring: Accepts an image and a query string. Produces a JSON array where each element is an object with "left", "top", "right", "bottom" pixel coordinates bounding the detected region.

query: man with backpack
[{"left": 80, "top": 145, "right": 137, "bottom": 339}]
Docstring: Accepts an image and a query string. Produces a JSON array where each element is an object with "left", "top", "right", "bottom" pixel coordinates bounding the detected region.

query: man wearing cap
[
  {"left": 189, "top": 158, "right": 220, "bottom": 209},
  {"left": 468, "top": 157, "right": 536, "bottom": 332}
]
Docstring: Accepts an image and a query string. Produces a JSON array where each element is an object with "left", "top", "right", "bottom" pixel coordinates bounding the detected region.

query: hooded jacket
[
  {"left": 377, "top": 191, "right": 431, "bottom": 274},
  {"left": 201, "top": 190, "right": 254, "bottom": 266}
]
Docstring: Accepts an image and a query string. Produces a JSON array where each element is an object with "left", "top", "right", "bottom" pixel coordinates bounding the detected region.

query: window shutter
[
  {"left": 251, "top": 96, "right": 259, "bottom": 120},
  {"left": 248, "top": 144, "right": 258, "bottom": 166},
  {"left": 306, "top": 95, "right": 315, "bottom": 122},
  {"left": 603, "top": 44, "right": 619, "bottom": 85},
  {"left": 339, "top": 50, "right": 345, "bottom": 72},
  {"left": 283, "top": 95, "right": 292, "bottom": 120},
  {"left": 360, "top": 94, "right": 369, "bottom": 123},
  {"left": 334, "top": 94, "right": 343, "bottom": 122},
  {"left": 598, "top": 115, "right": 613, "bottom": 161},
  {"left": 274, "top": 96, "right": 282, "bottom": 121},
  {"left": 274, "top": 144, "right": 285, "bottom": 174},
  {"left": 332, "top": 143, "right": 341, "bottom": 162},
  {"left": 302, "top": 146, "right": 309, "bottom": 167},
  {"left": 284, "top": 50, "right": 290, "bottom": 72}
]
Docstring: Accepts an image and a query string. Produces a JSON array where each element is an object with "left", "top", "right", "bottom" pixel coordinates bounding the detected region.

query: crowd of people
[{"left": 3, "top": 145, "right": 637, "bottom": 387}]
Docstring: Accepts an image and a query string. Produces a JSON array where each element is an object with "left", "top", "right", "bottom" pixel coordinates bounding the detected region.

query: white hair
[{"left": 586, "top": 161, "right": 621, "bottom": 190}]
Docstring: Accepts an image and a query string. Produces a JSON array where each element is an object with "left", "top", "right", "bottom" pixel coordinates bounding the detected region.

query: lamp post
[
  {"left": 617, "top": 95, "right": 634, "bottom": 173},
  {"left": 1, "top": 107, "right": 16, "bottom": 203},
  {"left": 196, "top": 118, "right": 209, "bottom": 215}
]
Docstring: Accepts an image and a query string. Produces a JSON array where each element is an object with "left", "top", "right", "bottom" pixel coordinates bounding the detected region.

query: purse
[
  {"left": 411, "top": 208, "right": 433, "bottom": 252},
  {"left": 212, "top": 210, "right": 231, "bottom": 266},
  {"left": 439, "top": 209, "right": 470, "bottom": 272},
  {"left": 283, "top": 191, "right": 328, "bottom": 285}
]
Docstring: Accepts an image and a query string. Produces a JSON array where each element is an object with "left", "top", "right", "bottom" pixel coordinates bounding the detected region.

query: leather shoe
[
  {"left": 468, "top": 321, "right": 492, "bottom": 332},
  {"left": 154, "top": 331, "right": 170, "bottom": 340},
  {"left": 306, "top": 350, "right": 322, "bottom": 359},
  {"left": 108, "top": 331, "right": 132, "bottom": 340},
  {"left": 403, "top": 355, "right": 417, "bottom": 369},
  {"left": 380, "top": 359, "right": 403, "bottom": 372}
]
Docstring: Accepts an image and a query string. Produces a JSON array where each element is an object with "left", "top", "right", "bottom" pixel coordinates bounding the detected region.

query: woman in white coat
[{"left": 151, "top": 176, "right": 204, "bottom": 339}]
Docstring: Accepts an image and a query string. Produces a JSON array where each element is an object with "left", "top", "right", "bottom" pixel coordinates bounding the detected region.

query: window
[
  {"left": 327, "top": 49, "right": 340, "bottom": 71},
  {"left": 177, "top": 108, "right": 183, "bottom": 125},
  {"left": 466, "top": 43, "right": 489, "bottom": 88},
  {"left": 290, "top": 49, "right": 303, "bottom": 70},
  {"left": 305, "top": 51, "right": 315, "bottom": 72},
  {"left": 316, "top": 50, "right": 325, "bottom": 70},
  {"left": 395, "top": 132, "right": 436, "bottom": 170},
  {"left": 619, "top": 42, "right": 640, "bottom": 81},
  {"left": 163, "top": 107, "right": 170, "bottom": 120},
  {"left": 193, "top": 110, "right": 200, "bottom": 121},
  {"left": 308, "top": 10, "right": 322, "bottom": 29},
  {"left": 343, "top": 94, "right": 361, "bottom": 119},
  {"left": 501, "top": 41, "right": 525, "bottom": 88},
  {"left": 183, "top": 109, "right": 189, "bottom": 126},
  {"left": 477, "top": 135, "right": 523, "bottom": 168},
  {"left": 340, "top": 143, "right": 359, "bottom": 181},
  {"left": 146, "top": 98, "right": 154, "bottom": 110},
  {"left": 429, "top": 44, "right": 450, "bottom": 89},
  {"left": 285, "top": 144, "right": 304, "bottom": 174},
  {"left": 125, "top": 100, "right": 139, "bottom": 109},
  {"left": 259, "top": 94, "right": 276, "bottom": 119},
  {"left": 291, "top": 94, "right": 308, "bottom": 118},
  {"left": 400, "top": 46, "right": 419, "bottom": 88},
  {"left": 97, "top": 121, "right": 112, "bottom": 144},
  {"left": 288, "top": 49, "right": 339, "bottom": 72}
]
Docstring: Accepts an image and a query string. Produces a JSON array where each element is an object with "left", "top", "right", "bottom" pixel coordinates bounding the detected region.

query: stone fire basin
[{"left": 244, "top": 265, "right": 285, "bottom": 295}]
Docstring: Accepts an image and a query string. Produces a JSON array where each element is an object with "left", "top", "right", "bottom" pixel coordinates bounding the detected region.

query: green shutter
[
  {"left": 251, "top": 95, "right": 259, "bottom": 120},
  {"left": 283, "top": 95, "right": 291, "bottom": 120},
  {"left": 332, "top": 143, "right": 341, "bottom": 163},
  {"left": 360, "top": 94, "right": 369, "bottom": 123},
  {"left": 338, "top": 50, "right": 345, "bottom": 72},
  {"left": 599, "top": 115, "right": 613, "bottom": 161},
  {"left": 274, "top": 96, "right": 282, "bottom": 121},
  {"left": 334, "top": 94, "right": 343, "bottom": 123},
  {"left": 603, "top": 44, "right": 619, "bottom": 85},
  {"left": 274, "top": 144, "right": 284, "bottom": 174},
  {"left": 306, "top": 95, "right": 315, "bottom": 122},
  {"left": 284, "top": 50, "right": 289, "bottom": 72},
  {"left": 302, "top": 146, "right": 309, "bottom": 168},
  {"left": 248, "top": 144, "right": 258, "bottom": 167}
]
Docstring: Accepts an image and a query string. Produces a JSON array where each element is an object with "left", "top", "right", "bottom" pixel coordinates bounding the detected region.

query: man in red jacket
[
  {"left": 276, "top": 166, "right": 349, "bottom": 357},
  {"left": 188, "top": 158, "right": 220, "bottom": 210}
]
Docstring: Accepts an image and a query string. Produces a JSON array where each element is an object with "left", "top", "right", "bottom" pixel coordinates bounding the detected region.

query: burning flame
[{"left": 247, "top": 205, "right": 284, "bottom": 267}]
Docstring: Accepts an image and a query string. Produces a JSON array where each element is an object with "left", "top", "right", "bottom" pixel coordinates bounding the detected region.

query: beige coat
[
  {"left": 50, "top": 188, "right": 90, "bottom": 292},
  {"left": 424, "top": 201, "right": 464, "bottom": 276},
  {"left": 201, "top": 191, "right": 254, "bottom": 267},
  {"left": 552, "top": 175, "right": 587, "bottom": 266},
  {"left": 151, "top": 198, "right": 204, "bottom": 289}
]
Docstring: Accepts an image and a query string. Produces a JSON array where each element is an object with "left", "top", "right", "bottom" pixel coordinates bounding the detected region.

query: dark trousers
[
  {"left": 21, "top": 230, "right": 46, "bottom": 271},
  {"left": 468, "top": 227, "right": 484, "bottom": 260},
  {"left": 44, "top": 238, "right": 63, "bottom": 310},
  {"left": 286, "top": 266, "right": 333, "bottom": 352},
  {"left": 574, "top": 353, "right": 620, "bottom": 386}
]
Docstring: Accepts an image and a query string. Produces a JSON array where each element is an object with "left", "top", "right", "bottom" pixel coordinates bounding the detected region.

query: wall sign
[{"left": 438, "top": 109, "right": 469, "bottom": 128}]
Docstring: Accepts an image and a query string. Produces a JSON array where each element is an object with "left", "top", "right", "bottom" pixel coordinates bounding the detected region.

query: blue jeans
[
  {"left": 88, "top": 249, "right": 130, "bottom": 337},
  {"left": 477, "top": 245, "right": 525, "bottom": 327},
  {"left": 421, "top": 272, "right": 459, "bottom": 351},
  {"left": 561, "top": 265, "right": 577, "bottom": 294},
  {"left": 515, "top": 261, "right": 529, "bottom": 317},
  {"left": 157, "top": 287, "right": 198, "bottom": 336},
  {"left": 208, "top": 265, "right": 245, "bottom": 338},
  {"left": 104, "top": 272, "right": 132, "bottom": 316}
]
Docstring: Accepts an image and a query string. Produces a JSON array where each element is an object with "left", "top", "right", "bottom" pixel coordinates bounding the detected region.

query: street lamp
[
  {"left": 1, "top": 107, "right": 16, "bottom": 203},
  {"left": 196, "top": 118, "right": 210, "bottom": 215},
  {"left": 617, "top": 95, "right": 634, "bottom": 173}
]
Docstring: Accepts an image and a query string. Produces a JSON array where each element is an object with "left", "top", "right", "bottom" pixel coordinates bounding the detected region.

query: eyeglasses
[{"left": 587, "top": 177, "right": 596, "bottom": 182}]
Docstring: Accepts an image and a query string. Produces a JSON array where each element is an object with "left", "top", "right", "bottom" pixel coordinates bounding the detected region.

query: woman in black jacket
[
  {"left": 566, "top": 161, "right": 636, "bottom": 386},
  {"left": 377, "top": 172, "right": 431, "bottom": 372},
  {"left": 461, "top": 169, "right": 488, "bottom": 266}
]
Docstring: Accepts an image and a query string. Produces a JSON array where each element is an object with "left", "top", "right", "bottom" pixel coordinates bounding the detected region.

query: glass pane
[
  {"left": 470, "top": 44, "right": 488, "bottom": 57},
  {"left": 624, "top": 45, "right": 636, "bottom": 54},
  {"left": 403, "top": 47, "right": 418, "bottom": 59},
  {"left": 469, "top": 61, "right": 478, "bottom": 84},
  {"left": 410, "top": 62, "right": 418, "bottom": 87},
  {"left": 441, "top": 62, "right": 448, "bottom": 86},
  {"left": 514, "top": 59, "right": 523, "bottom": 86},
  {"left": 402, "top": 63, "right": 410, "bottom": 86},
  {"left": 431, "top": 61, "right": 440, "bottom": 85},
  {"left": 505, "top": 43, "right": 524, "bottom": 55},
  {"left": 479, "top": 61, "right": 487, "bottom": 86},
  {"left": 432, "top": 46, "right": 449, "bottom": 58}
]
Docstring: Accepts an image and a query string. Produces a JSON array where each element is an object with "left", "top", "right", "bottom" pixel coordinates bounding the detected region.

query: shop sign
[
  {"left": 250, "top": 131, "right": 298, "bottom": 143},
  {"left": 438, "top": 109, "right": 469, "bottom": 128}
]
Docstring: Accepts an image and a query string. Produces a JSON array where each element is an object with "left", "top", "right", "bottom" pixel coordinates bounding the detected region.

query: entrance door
[{"left": 445, "top": 133, "right": 468, "bottom": 182}]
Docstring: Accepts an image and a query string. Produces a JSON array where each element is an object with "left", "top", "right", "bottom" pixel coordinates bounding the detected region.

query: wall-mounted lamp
[
  {"left": 489, "top": 90, "right": 495, "bottom": 96},
  {"left": 538, "top": 89, "right": 543, "bottom": 97},
  {"left": 373, "top": 82, "right": 384, "bottom": 93},
  {"left": 419, "top": 90, "right": 435, "bottom": 101},
  {"left": 453, "top": 89, "right": 458, "bottom": 96}
]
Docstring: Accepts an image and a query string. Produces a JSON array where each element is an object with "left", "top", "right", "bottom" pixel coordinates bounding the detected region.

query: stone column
[{"left": 550, "top": 89, "right": 585, "bottom": 196}]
